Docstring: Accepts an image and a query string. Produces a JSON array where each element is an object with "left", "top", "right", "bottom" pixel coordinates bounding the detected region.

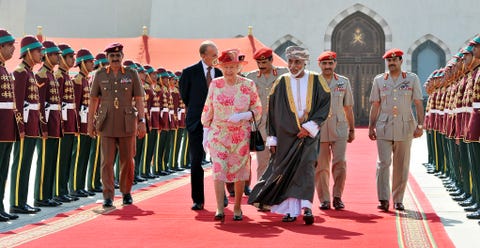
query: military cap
[
  {"left": 135, "top": 63, "right": 145, "bottom": 72},
  {"left": 167, "top": 71, "right": 175, "bottom": 78},
  {"left": 469, "top": 36, "right": 480, "bottom": 45},
  {"left": 217, "top": 49, "right": 248, "bottom": 65},
  {"left": 19, "top": 35, "right": 43, "bottom": 58},
  {"left": 453, "top": 52, "right": 464, "bottom": 59},
  {"left": 174, "top": 71, "right": 182, "bottom": 80},
  {"left": 104, "top": 43, "right": 123, "bottom": 53},
  {"left": 157, "top": 68, "right": 169, "bottom": 78},
  {"left": 382, "top": 48, "right": 403, "bottom": 59},
  {"left": 462, "top": 45, "right": 474, "bottom": 54},
  {"left": 253, "top": 47, "right": 273, "bottom": 60},
  {"left": 94, "top": 53, "right": 109, "bottom": 67},
  {"left": 0, "top": 29, "right": 15, "bottom": 45},
  {"left": 75, "top": 48, "right": 94, "bottom": 67},
  {"left": 123, "top": 60, "right": 137, "bottom": 70},
  {"left": 143, "top": 65, "right": 155, "bottom": 74},
  {"left": 58, "top": 44, "right": 75, "bottom": 56},
  {"left": 42, "top": 40, "right": 61, "bottom": 55},
  {"left": 317, "top": 51, "right": 337, "bottom": 61},
  {"left": 285, "top": 46, "right": 309, "bottom": 60}
]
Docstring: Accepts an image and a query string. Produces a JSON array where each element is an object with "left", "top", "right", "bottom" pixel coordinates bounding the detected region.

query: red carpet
[{"left": 0, "top": 129, "right": 454, "bottom": 247}]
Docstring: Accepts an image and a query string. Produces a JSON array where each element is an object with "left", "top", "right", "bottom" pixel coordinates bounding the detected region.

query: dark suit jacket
[{"left": 179, "top": 61, "right": 222, "bottom": 132}]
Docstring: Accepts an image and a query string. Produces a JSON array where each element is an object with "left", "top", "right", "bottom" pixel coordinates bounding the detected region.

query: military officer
[
  {"left": 0, "top": 29, "right": 20, "bottom": 221},
  {"left": 34, "top": 40, "right": 63, "bottom": 207},
  {"left": 87, "top": 52, "right": 109, "bottom": 193},
  {"left": 87, "top": 43, "right": 146, "bottom": 208},
  {"left": 315, "top": 51, "right": 355, "bottom": 210},
  {"left": 69, "top": 49, "right": 96, "bottom": 197},
  {"left": 10, "top": 35, "right": 45, "bottom": 214},
  {"left": 55, "top": 44, "right": 79, "bottom": 203},
  {"left": 244, "top": 47, "right": 288, "bottom": 181},
  {"left": 140, "top": 65, "right": 160, "bottom": 178},
  {"left": 368, "top": 48, "right": 424, "bottom": 212}
]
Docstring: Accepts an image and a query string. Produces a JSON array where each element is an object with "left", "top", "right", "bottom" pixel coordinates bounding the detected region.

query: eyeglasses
[{"left": 108, "top": 53, "right": 122, "bottom": 58}]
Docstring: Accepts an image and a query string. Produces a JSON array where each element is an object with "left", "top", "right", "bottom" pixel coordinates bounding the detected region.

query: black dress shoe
[
  {"left": 452, "top": 193, "right": 468, "bottom": 201},
  {"left": 55, "top": 195, "right": 72, "bottom": 202},
  {"left": 142, "top": 173, "right": 157, "bottom": 179},
  {"left": 191, "top": 203, "right": 204, "bottom": 210},
  {"left": 123, "top": 193, "right": 133, "bottom": 205},
  {"left": 449, "top": 190, "right": 464, "bottom": 197},
  {"left": 378, "top": 200, "right": 389, "bottom": 212},
  {"left": 159, "top": 171, "right": 169, "bottom": 176},
  {"left": 89, "top": 187, "right": 103, "bottom": 193},
  {"left": 466, "top": 210, "right": 480, "bottom": 219},
  {"left": 10, "top": 204, "right": 41, "bottom": 214},
  {"left": 71, "top": 190, "right": 89, "bottom": 197},
  {"left": 244, "top": 186, "right": 252, "bottom": 196},
  {"left": 0, "top": 211, "right": 18, "bottom": 220},
  {"left": 34, "top": 199, "right": 61, "bottom": 207},
  {"left": 394, "top": 203, "right": 405, "bottom": 211},
  {"left": 464, "top": 203, "right": 479, "bottom": 212},
  {"left": 67, "top": 194, "right": 80, "bottom": 201},
  {"left": 303, "top": 208, "right": 314, "bottom": 225},
  {"left": 0, "top": 213, "right": 9, "bottom": 222},
  {"left": 114, "top": 182, "right": 120, "bottom": 189},
  {"left": 319, "top": 201, "right": 331, "bottom": 210},
  {"left": 173, "top": 167, "right": 185, "bottom": 171},
  {"left": 333, "top": 197, "right": 345, "bottom": 210},
  {"left": 282, "top": 213, "right": 297, "bottom": 222},
  {"left": 459, "top": 197, "right": 475, "bottom": 207},
  {"left": 81, "top": 189, "right": 96, "bottom": 196},
  {"left": 103, "top": 199, "right": 114, "bottom": 208},
  {"left": 134, "top": 176, "right": 146, "bottom": 183}
]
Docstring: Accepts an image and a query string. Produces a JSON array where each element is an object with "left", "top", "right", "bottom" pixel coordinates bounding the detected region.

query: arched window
[
  {"left": 412, "top": 40, "right": 446, "bottom": 95},
  {"left": 274, "top": 40, "right": 297, "bottom": 61}
]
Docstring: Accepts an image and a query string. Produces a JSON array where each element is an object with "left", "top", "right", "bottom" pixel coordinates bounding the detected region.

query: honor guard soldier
[
  {"left": 168, "top": 71, "right": 184, "bottom": 172},
  {"left": 87, "top": 53, "right": 109, "bottom": 193},
  {"left": 245, "top": 47, "right": 288, "bottom": 181},
  {"left": 69, "top": 49, "right": 96, "bottom": 197},
  {"left": 0, "top": 29, "right": 20, "bottom": 221},
  {"left": 156, "top": 68, "right": 172, "bottom": 176},
  {"left": 464, "top": 36, "right": 480, "bottom": 219},
  {"left": 10, "top": 35, "right": 45, "bottom": 214},
  {"left": 34, "top": 40, "right": 63, "bottom": 207},
  {"left": 140, "top": 65, "right": 160, "bottom": 178},
  {"left": 87, "top": 43, "right": 146, "bottom": 208},
  {"left": 175, "top": 71, "right": 189, "bottom": 169},
  {"left": 368, "top": 48, "right": 424, "bottom": 212},
  {"left": 315, "top": 51, "right": 355, "bottom": 210},
  {"left": 55, "top": 44, "right": 79, "bottom": 203}
]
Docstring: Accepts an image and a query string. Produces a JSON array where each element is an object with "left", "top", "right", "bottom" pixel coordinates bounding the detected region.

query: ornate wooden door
[{"left": 332, "top": 12, "right": 385, "bottom": 126}]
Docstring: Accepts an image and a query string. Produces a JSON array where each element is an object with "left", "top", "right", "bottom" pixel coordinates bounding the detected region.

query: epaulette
[
  {"left": 73, "top": 74, "right": 83, "bottom": 85},
  {"left": 36, "top": 66, "right": 48, "bottom": 78},
  {"left": 14, "top": 64, "right": 26, "bottom": 74},
  {"left": 54, "top": 70, "right": 64, "bottom": 80},
  {"left": 144, "top": 83, "right": 151, "bottom": 90}
]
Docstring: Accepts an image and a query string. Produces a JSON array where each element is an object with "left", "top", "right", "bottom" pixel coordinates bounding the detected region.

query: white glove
[
  {"left": 202, "top": 128, "right": 209, "bottom": 152},
  {"left": 227, "top": 112, "right": 252, "bottom": 123}
]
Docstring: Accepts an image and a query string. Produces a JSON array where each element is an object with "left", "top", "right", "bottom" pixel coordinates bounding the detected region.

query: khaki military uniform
[
  {"left": 369, "top": 71, "right": 422, "bottom": 203},
  {"left": 90, "top": 66, "right": 144, "bottom": 200},
  {"left": 245, "top": 67, "right": 288, "bottom": 179},
  {"left": 315, "top": 73, "right": 353, "bottom": 203}
]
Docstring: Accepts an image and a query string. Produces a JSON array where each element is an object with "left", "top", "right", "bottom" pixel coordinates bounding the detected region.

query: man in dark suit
[{"left": 179, "top": 40, "right": 222, "bottom": 210}]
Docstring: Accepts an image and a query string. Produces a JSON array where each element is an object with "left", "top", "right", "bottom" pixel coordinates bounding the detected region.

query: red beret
[
  {"left": 382, "top": 48, "right": 404, "bottom": 59},
  {"left": 104, "top": 42, "right": 123, "bottom": 53},
  {"left": 317, "top": 51, "right": 337, "bottom": 61},
  {"left": 253, "top": 47, "right": 273, "bottom": 60}
]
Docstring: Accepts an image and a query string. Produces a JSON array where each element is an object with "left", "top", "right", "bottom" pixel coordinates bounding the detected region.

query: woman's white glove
[
  {"left": 227, "top": 111, "right": 253, "bottom": 123},
  {"left": 202, "top": 128, "right": 209, "bottom": 152}
]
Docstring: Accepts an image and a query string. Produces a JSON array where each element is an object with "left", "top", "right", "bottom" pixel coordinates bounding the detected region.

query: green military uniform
[
  {"left": 0, "top": 29, "right": 20, "bottom": 220},
  {"left": 34, "top": 41, "right": 63, "bottom": 207},
  {"left": 369, "top": 49, "right": 423, "bottom": 208},
  {"left": 89, "top": 43, "right": 145, "bottom": 205},
  {"left": 316, "top": 72, "right": 354, "bottom": 207},
  {"left": 10, "top": 36, "right": 45, "bottom": 214}
]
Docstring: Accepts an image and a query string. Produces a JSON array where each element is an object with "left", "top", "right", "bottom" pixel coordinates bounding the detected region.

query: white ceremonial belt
[
  {"left": 430, "top": 109, "right": 439, "bottom": 114},
  {"left": 438, "top": 111, "right": 445, "bottom": 115},
  {"left": 47, "top": 104, "right": 61, "bottom": 111},
  {"left": 465, "top": 107, "right": 474, "bottom": 113},
  {"left": 63, "top": 103, "right": 76, "bottom": 109},
  {"left": 25, "top": 103, "right": 40, "bottom": 110},
  {"left": 0, "top": 102, "right": 14, "bottom": 109},
  {"left": 150, "top": 107, "right": 160, "bottom": 112},
  {"left": 444, "top": 109, "right": 451, "bottom": 114},
  {"left": 472, "top": 102, "right": 480, "bottom": 109}
]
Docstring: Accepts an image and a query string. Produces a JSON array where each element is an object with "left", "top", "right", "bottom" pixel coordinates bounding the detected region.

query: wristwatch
[
  {"left": 138, "top": 117, "right": 146, "bottom": 123},
  {"left": 417, "top": 124, "right": 423, "bottom": 129}
]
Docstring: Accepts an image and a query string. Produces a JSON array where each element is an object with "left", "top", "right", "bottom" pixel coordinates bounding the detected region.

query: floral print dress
[{"left": 201, "top": 76, "right": 262, "bottom": 182}]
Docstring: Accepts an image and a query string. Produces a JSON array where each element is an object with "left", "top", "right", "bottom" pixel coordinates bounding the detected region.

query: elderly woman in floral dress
[{"left": 201, "top": 49, "right": 261, "bottom": 222}]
